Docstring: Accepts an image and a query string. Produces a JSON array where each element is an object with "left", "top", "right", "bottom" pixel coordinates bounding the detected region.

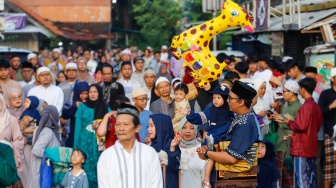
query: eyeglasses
[
  {"left": 135, "top": 98, "right": 149, "bottom": 102},
  {"left": 228, "top": 95, "right": 240, "bottom": 101},
  {"left": 283, "top": 90, "right": 291, "bottom": 93},
  {"left": 11, "top": 95, "right": 22, "bottom": 101}
]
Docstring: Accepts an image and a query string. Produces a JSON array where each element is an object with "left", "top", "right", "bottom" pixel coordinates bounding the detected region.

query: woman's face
[
  {"left": 161, "top": 66, "right": 167, "bottom": 75},
  {"left": 73, "top": 51, "right": 78, "bottom": 58},
  {"left": 181, "top": 122, "right": 195, "bottom": 141},
  {"left": 101, "top": 56, "right": 107, "bottom": 63},
  {"left": 147, "top": 118, "right": 156, "bottom": 139},
  {"left": 9, "top": 91, "right": 22, "bottom": 108},
  {"left": 79, "top": 91, "right": 89, "bottom": 102},
  {"left": 24, "top": 98, "right": 31, "bottom": 109},
  {"left": 258, "top": 84, "right": 266, "bottom": 97},
  {"left": 58, "top": 72, "right": 66, "bottom": 83},
  {"left": 89, "top": 86, "right": 99, "bottom": 101}
]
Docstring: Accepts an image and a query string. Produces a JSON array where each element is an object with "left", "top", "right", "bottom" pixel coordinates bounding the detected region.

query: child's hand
[{"left": 179, "top": 107, "right": 190, "bottom": 115}]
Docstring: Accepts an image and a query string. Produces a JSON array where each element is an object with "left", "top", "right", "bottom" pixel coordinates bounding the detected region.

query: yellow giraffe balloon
[{"left": 170, "top": 0, "right": 254, "bottom": 88}]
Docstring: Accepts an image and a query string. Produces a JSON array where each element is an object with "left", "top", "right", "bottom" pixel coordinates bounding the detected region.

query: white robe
[
  {"left": 98, "top": 140, "right": 163, "bottom": 188},
  {"left": 180, "top": 145, "right": 207, "bottom": 188},
  {"left": 27, "top": 84, "right": 64, "bottom": 115}
]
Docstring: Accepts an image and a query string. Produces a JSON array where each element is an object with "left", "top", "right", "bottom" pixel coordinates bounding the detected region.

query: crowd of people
[{"left": 0, "top": 44, "right": 335, "bottom": 188}]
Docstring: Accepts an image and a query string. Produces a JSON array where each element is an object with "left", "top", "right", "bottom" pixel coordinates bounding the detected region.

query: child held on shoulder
[
  {"left": 172, "top": 83, "right": 190, "bottom": 133},
  {"left": 180, "top": 85, "right": 233, "bottom": 187}
]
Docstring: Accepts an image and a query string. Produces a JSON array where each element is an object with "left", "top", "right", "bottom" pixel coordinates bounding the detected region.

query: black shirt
[{"left": 318, "top": 87, "right": 336, "bottom": 136}]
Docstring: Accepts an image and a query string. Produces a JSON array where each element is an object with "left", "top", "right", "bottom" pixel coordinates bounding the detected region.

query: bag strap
[{"left": 42, "top": 153, "right": 47, "bottom": 164}]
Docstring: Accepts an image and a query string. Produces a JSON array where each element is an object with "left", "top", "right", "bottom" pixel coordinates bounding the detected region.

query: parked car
[{"left": 0, "top": 46, "right": 32, "bottom": 62}]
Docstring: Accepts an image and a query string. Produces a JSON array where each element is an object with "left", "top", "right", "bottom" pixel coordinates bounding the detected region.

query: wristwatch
[{"left": 204, "top": 150, "right": 210, "bottom": 159}]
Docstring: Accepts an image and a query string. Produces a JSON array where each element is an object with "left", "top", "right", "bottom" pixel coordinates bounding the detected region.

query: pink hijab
[{"left": 0, "top": 94, "right": 11, "bottom": 134}]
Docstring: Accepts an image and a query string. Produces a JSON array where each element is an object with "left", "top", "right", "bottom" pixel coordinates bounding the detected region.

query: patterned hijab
[{"left": 0, "top": 94, "right": 11, "bottom": 134}]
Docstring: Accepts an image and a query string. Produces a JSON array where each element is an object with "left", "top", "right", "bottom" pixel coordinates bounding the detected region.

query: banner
[
  {"left": 0, "top": 13, "right": 27, "bottom": 30},
  {"left": 255, "top": 0, "right": 269, "bottom": 30}
]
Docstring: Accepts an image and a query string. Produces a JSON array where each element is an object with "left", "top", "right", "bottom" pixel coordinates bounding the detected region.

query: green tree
[{"left": 132, "top": 0, "right": 182, "bottom": 50}]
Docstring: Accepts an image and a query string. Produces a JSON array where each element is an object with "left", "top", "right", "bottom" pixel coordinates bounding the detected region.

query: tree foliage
[{"left": 132, "top": 0, "right": 182, "bottom": 50}]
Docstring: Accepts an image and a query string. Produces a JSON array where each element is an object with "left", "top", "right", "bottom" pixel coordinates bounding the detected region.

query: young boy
[{"left": 172, "top": 83, "right": 189, "bottom": 133}]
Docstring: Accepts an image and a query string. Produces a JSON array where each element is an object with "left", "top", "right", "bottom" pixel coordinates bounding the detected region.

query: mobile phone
[{"left": 267, "top": 110, "right": 274, "bottom": 117}]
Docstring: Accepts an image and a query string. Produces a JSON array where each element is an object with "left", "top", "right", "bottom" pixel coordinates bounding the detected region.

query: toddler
[
  {"left": 19, "top": 96, "right": 41, "bottom": 145},
  {"left": 257, "top": 140, "right": 280, "bottom": 188},
  {"left": 61, "top": 149, "right": 89, "bottom": 188},
  {"left": 181, "top": 85, "right": 233, "bottom": 187},
  {"left": 172, "top": 83, "right": 190, "bottom": 132}
]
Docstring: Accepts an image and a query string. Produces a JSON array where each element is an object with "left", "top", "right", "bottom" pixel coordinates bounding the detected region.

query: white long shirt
[
  {"left": 98, "top": 140, "right": 163, "bottom": 188},
  {"left": 117, "top": 77, "right": 141, "bottom": 104},
  {"left": 27, "top": 84, "right": 64, "bottom": 115},
  {"left": 180, "top": 145, "right": 207, "bottom": 188}
]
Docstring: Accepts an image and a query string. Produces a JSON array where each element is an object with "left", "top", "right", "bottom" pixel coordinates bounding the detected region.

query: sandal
[{"left": 202, "top": 181, "right": 212, "bottom": 188}]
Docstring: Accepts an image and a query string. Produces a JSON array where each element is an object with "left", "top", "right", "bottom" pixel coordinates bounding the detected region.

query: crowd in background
[{"left": 0, "top": 44, "right": 335, "bottom": 188}]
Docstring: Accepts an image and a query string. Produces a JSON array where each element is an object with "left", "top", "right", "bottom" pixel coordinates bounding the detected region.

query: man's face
[
  {"left": 115, "top": 114, "right": 140, "bottom": 142},
  {"left": 77, "top": 59, "right": 87, "bottom": 71},
  {"left": 121, "top": 65, "right": 132, "bottom": 79},
  {"left": 133, "top": 94, "right": 148, "bottom": 109},
  {"left": 134, "top": 60, "right": 144, "bottom": 71},
  {"left": 38, "top": 71, "right": 51, "bottom": 86},
  {"left": 305, "top": 72, "right": 317, "bottom": 81},
  {"left": 66, "top": 68, "right": 77, "bottom": 80},
  {"left": 102, "top": 67, "right": 113, "bottom": 82},
  {"left": 154, "top": 53, "right": 161, "bottom": 61},
  {"left": 249, "top": 62, "right": 258, "bottom": 73},
  {"left": 0, "top": 67, "right": 9, "bottom": 80},
  {"left": 227, "top": 91, "right": 241, "bottom": 112},
  {"left": 144, "top": 74, "right": 156, "bottom": 87},
  {"left": 258, "top": 61, "right": 267, "bottom": 70},
  {"left": 287, "top": 66, "right": 298, "bottom": 79},
  {"left": 29, "top": 57, "right": 38, "bottom": 66},
  {"left": 21, "top": 68, "right": 34, "bottom": 82},
  {"left": 227, "top": 62, "right": 235, "bottom": 72},
  {"left": 156, "top": 81, "right": 170, "bottom": 97},
  {"left": 83, "top": 51, "right": 90, "bottom": 61},
  {"left": 283, "top": 87, "right": 294, "bottom": 102},
  {"left": 121, "top": 54, "right": 131, "bottom": 62},
  {"left": 52, "top": 52, "right": 60, "bottom": 59},
  {"left": 10, "top": 57, "right": 21, "bottom": 70}
]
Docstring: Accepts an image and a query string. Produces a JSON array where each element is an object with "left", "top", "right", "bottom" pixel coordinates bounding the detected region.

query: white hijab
[{"left": 0, "top": 94, "right": 11, "bottom": 134}]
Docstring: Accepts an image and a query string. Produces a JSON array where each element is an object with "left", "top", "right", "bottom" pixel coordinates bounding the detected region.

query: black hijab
[
  {"left": 257, "top": 140, "right": 280, "bottom": 188},
  {"left": 84, "top": 84, "right": 109, "bottom": 119}
]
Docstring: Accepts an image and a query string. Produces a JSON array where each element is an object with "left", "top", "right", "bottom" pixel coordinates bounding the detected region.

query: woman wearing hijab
[
  {"left": 17, "top": 96, "right": 41, "bottom": 187},
  {"left": 0, "top": 140, "right": 20, "bottom": 187},
  {"left": 62, "top": 82, "right": 90, "bottom": 148},
  {"left": 148, "top": 114, "right": 181, "bottom": 188},
  {"left": 0, "top": 94, "right": 24, "bottom": 178},
  {"left": 27, "top": 105, "right": 61, "bottom": 188},
  {"left": 156, "top": 64, "right": 172, "bottom": 82},
  {"left": 74, "top": 84, "right": 110, "bottom": 188},
  {"left": 7, "top": 88, "right": 25, "bottom": 119},
  {"left": 257, "top": 140, "right": 280, "bottom": 188},
  {"left": 178, "top": 118, "right": 206, "bottom": 188}
]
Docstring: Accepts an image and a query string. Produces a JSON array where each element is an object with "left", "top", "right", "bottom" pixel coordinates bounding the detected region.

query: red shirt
[{"left": 288, "top": 97, "right": 323, "bottom": 158}]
